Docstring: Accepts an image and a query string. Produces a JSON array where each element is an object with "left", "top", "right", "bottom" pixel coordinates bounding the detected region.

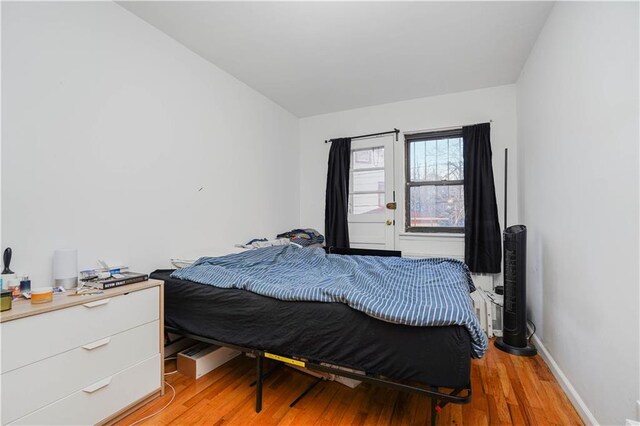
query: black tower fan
[{"left": 494, "top": 225, "right": 536, "bottom": 356}]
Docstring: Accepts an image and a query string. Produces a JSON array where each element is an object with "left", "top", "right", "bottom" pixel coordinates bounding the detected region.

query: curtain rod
[
  {"left": 403, "top": 120, "right": 493, "bottom": 136},
  {"left": 325, "top": 128, "right": 399, "bottom": 144}
]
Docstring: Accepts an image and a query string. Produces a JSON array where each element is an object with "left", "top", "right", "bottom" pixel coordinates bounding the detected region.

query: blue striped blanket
[{"left": 171, "top": 245, "right": 488, "bottom": 357}]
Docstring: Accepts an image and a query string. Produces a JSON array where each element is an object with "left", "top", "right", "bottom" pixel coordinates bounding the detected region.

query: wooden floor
[{"left": 118, "top": 339, "right": 582, "bottom": 425}]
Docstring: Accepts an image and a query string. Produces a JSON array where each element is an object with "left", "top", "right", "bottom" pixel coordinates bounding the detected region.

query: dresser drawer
[
  {"left": 10, "top": 354, "right": 161, "bottom": 426},
  {"left": 1, "top": 287, "right": 159, "bottom": 374},
  {"left": 1, "top": 320, "right": 159, "bottom": 424}
]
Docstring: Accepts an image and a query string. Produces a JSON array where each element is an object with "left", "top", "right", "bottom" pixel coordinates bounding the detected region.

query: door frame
[{"left": 347, "top": 135, "right": 395, "bottom": 250}]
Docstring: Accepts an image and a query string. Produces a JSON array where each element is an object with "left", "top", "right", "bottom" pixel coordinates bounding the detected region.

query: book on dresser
[{"left": 91, "top": 272, "right": 149, "bottom": 289}]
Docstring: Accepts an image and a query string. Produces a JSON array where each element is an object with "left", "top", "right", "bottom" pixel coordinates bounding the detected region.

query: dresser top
[{"left": 0, "top": 279, "right": 163, "bottom": 323}]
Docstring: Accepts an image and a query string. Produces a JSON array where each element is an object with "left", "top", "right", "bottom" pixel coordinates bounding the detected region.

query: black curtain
[
  {"left": 463, "top": 123, "right": 502, "bottom": 273},
  {"left": 325, "top": 138, "right": 351, "bottom": 248}
]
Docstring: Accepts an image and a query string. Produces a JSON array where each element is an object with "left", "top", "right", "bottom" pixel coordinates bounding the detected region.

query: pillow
[{"left": 170, "top": 246, "right": 247, "bottom": 269}]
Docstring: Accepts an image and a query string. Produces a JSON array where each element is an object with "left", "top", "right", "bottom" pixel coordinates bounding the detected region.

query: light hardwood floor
[{"left": 117, "top": 339, "right": 582, "bottom": 425}]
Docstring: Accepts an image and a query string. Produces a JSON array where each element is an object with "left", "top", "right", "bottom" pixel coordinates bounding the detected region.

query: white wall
[
  {"left": 299, "top": 85, "right": 517, "bottom": 262},
  {"left": 1, "top": 2, "right": 300, "bottom": 285},
  {"left": 517, "top": 2, "right": 639, "bottom": 424}
]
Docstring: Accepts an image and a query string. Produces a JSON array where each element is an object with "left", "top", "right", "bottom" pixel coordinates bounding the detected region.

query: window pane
[
  {"left": 447, "top": 138, "right": 463, "bottom": 180},
  {"left": 408, "top": 137, "right": 463, "bottom": 182},
  {"left": 409, "top": 185, "right": 464, "bottom": 228},
  {"left": 351, "top": 193, "right": 385, "bottom": 215},
  {"left": 426, "top": 142, "right": 437, "bottom": 181},
  {"left": 353, "top": 147, "right": 384, "bottom": 169},
  {"left": 410, "top": 141, "right": 424, "bottom": 180},
  {"left": 436, "top": 139, "right": 450, "bottom": 180},
  {"left": 353, "top": 169, "right": 384, "bottom": 192}
]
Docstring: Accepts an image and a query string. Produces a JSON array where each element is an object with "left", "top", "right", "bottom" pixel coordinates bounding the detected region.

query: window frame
[{"left": 404, "top": 129, "right": 465, "bottom": 234}]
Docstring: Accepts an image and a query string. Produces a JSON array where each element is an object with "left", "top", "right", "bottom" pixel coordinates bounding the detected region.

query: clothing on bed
[
  {"left": 171, "top": 245, "right": 488, "bottom": 357},
  {"left": 153, "top": 270, "right": 472, "bottom": 388},
  {"left": 276, "top": 228, "right": 325, "bottom": 247}
]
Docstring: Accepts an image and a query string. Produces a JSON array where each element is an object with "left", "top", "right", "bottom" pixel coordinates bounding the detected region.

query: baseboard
[{"left": 531, "top": 334, "right": 599, "bottom": 425}]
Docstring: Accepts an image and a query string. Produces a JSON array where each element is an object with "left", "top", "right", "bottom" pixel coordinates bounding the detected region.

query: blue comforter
[{"left": 171, "top": 245, "right": 488, "bottom": 357}]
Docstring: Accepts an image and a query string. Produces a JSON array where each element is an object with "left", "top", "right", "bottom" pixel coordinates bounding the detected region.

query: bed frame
[{"left": 164, "top": 247, "right": 472, "bottom": 425}]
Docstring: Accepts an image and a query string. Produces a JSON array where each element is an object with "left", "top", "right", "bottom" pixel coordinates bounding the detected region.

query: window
[
  {"left": 405, "top": 129, "right": 464, "bottom": 233},
  {"left": 349, "top": 147, "right": 385, "bottom": 215}
]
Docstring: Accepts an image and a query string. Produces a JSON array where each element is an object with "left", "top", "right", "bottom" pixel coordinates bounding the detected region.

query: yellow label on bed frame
[{"left": 264, "top": 352, "right": 306, "bottom": 368}]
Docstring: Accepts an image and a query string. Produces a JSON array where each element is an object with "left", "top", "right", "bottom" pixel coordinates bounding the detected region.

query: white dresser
[{"left": 0, "top": 280, "right": 164, "bottom": 425}]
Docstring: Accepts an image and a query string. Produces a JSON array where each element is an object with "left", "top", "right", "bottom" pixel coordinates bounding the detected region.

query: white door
[{"left": 348, "top": 135, "right": 395, "bottom": 250}]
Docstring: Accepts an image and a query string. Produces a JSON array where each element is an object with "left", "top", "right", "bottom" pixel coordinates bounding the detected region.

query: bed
[{"left": 152, "top": 246, "right": 485, "bottom": 425}]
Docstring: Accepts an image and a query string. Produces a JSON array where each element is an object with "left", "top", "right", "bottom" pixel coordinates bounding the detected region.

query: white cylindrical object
[
  {"left": 53, "top": 249, "right": 78, "bottom": 289},
  {"left": 0, "top": 273, "right": 15, "bottom": 290}
]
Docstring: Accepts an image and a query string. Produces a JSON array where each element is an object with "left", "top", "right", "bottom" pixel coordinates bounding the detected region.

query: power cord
[
  {"left": 527, "top": 319, "right": 536, "bottom": 343},
  {"left": 163, "top": 357, "right": 179, "bottom": 375},
  {"left": 128, "top": 381, "right": 176, "bottom": 426},
  {"left": 127, "top": 357, "right": 179, "bottom": 425},
  {"left": 484, "top": 290, "right": 537, "bottom": 344}
]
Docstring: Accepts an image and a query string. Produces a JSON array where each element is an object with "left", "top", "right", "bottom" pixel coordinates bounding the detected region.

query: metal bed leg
[
  {"left": 289, "top": 377, "right": 323, "bottom": 407},
  {"left": 255, "top": 354, "right": 263, "bottom": 413},
  {"left": 430, "top": 387, "right": 440, "bottom": 426},
  {"left": 250, "top": 363, "right": 281, "bottom": 387}
]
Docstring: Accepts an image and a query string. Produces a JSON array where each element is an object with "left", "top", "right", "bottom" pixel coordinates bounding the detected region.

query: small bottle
[
  {"left": 9, "top": 279, "right": 20, "bottom": 299},
  {"left": 20, "top": 276, "right": 31, "bottom": 294}
]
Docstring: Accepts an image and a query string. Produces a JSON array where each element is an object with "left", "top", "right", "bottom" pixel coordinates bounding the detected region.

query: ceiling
[{"left": 119, "top": 1, "right": 554, "bottom": 117}]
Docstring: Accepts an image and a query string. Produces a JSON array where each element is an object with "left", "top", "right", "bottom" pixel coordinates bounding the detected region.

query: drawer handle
[
  {"left": 82, "top": 298, "right": 111, "bottom": 308},
  {"left": 82, "top": 337, "right": 111, "bottom": 350},
  {"left": 82, "top": 376, "right": 112, "bottom": 393}
]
